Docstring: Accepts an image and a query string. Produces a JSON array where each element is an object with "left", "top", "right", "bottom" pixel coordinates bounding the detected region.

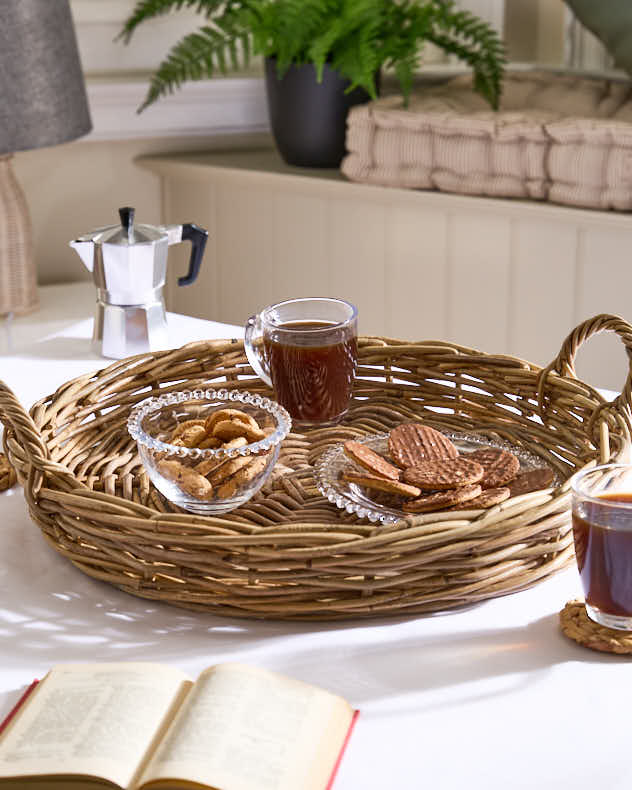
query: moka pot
[{"left": 70, "top": 206, "right": 208, "bottom": 359}]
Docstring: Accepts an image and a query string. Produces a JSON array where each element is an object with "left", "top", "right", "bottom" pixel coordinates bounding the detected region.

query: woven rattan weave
[
  {"left": 560, "top": 601, "right": 632, "bottom": 655},
  {"left": 1, "top": 314, "right": 631, "bottom": 620}
]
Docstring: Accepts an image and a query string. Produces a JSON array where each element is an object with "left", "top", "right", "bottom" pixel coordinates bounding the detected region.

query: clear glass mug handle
[{"left": 244, "top": 314, "right": 272, "bottom": 387}]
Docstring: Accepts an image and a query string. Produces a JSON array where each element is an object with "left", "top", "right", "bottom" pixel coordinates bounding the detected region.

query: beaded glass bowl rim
[
  {"left": 127, "top": 388, "right": 292, "bottom": 460},
  {"left": 316, "top": 433, "right": 402, "bottom": 525}
]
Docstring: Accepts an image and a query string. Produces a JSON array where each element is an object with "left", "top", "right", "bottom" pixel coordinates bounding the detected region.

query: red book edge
[
  {"left": 325, "top": 708, "right": 359, "bottom": 790},
  {"left": 0, "top": 680, "right": 39, "bottom": 736}
]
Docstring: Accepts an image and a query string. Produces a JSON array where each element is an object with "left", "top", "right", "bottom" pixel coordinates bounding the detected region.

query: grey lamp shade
[{"left": 0, "top": 0, "right": 92, "bottom": 154}]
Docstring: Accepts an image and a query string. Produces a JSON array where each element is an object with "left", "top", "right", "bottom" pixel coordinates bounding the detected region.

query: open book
[{"left": 0, "top": 662, "right": 357, "bottom": 790}]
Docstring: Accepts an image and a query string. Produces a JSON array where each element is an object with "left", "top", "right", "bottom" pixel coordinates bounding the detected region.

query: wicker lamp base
[
  {"left": 559, "top": 600, "right": 632, "bottom": 655},
  {"left": 0, "top": 154, "right": 39, "bottom": 316}
]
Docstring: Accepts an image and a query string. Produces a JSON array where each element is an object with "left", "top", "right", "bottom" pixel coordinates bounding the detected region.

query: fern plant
[{"left": 120, "top": 0, "right": 506, "bottom": 112}]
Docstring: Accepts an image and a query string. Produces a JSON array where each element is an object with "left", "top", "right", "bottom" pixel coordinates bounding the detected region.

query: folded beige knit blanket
[{"left": 342, "top": 70, "right": 632, "bottom": 211}]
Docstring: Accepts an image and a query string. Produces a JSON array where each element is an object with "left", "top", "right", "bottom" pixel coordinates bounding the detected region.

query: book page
[
  {"left": 0, "top": 663, "right": 190, "bottom": 790},
  {"left": 138, "top": 663, "right": 355, "bottom": 790}
]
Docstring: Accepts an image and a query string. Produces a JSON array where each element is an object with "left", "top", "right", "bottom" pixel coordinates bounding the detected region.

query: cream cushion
[{"left": 342, "top": 70, "right": 632, "bottom": 210}]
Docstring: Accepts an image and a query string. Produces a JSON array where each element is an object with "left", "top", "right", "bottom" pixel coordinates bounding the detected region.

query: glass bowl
[{"left": 127, "top": 389, "right": 292, "bottom": 515}]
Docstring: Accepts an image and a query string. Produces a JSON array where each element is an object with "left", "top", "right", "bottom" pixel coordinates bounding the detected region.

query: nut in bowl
[{"left": 127, "top": 389, "right": 291, "bottom": 515}]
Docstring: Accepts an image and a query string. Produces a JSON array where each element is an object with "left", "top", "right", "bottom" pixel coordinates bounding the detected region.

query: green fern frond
[
  {"left": 240, "top": 32, "right": 252, "bottom": 68},
  {"left": 310, "top": 0, "right": 383, "bottom": 91},
  {"left": 393, "top": 50, "right": 421, "bottom": 105},
  {"left": 118, "top": 0, "right": 225, "bottom": 43},
  {"left": 309, "top": 17, "right": 349, "bottom": 79},
  {"left": 428, "top": 4, "right": 506, "bottom": 109},
  {"left": 378, "top": 1, "right": 433, "bottom": 104},
  {"left": 255, "top": 0, "right": 335, "bottom": 74},
  {"left": 139, "top": 24, "right": 248, "bottom": 110},
  {"left": 333, "top": 34, "right": 379, "bottom": 96},
  {"left": 121, "top": 0, "right": 508, "bottom": 113}
]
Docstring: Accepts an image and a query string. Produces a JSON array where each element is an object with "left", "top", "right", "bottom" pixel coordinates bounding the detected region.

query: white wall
[
  {"left": 71, "top": 0, "right": 209, "bottom": 75},
  {"left": 14, "top": 133, "right": 269, "bottom": 285}
]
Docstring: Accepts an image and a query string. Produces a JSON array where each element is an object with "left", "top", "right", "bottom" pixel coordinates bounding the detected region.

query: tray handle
[
  {"left": 0, "top": 380, "right": 80, "bottom": 495},
  {"left": 537, "top": 314, "right": 632, "bottom": 458}
]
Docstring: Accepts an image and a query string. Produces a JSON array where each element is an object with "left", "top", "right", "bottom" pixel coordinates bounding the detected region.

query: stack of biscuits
[
  {"left": 342, "top": 422, "right": 554, "bottom": 514},
  {"left": 155, "top": 408, "right": 271, "bottom": 501}
]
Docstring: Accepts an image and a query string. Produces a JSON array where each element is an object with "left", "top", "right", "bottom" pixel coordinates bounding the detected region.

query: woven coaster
[
  {"left": 559, "top": 600, "right": 632, "bottom": 655},
  {"left": 0, "top": 453, "right": 16, "bottom": 492}
]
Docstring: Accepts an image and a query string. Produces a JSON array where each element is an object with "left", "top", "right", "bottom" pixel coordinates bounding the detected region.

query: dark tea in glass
[
  {"left": 264, "top": 320, "right": 357, "bottom": 425},
  {"left": 572, "top": 464, "right": 632, "bottom": 630},
  {"left": 245, "top": 298, "right": 358, "bottom": 427}
]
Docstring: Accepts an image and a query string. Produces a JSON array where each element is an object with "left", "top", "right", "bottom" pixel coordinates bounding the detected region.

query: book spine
[
  {"left": 0, "top": 680, "right": 39, "bottom": 735},
  {"left": 325, "top": 709, "right": 359, "bottom": 790}
]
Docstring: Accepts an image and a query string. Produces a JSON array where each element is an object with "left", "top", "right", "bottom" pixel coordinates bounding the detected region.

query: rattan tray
[{"left": 2, "top": 314, "right": 631, "bottom": 620}]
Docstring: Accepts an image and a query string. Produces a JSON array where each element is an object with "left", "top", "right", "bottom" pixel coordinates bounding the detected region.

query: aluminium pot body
[{"left": 264, "top": 57, "right": 372, "bottom": 168}]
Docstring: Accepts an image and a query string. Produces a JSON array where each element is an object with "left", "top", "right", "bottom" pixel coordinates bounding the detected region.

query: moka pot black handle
[{"left": 178, "top": 223, "right": 208, "bottom": 286}]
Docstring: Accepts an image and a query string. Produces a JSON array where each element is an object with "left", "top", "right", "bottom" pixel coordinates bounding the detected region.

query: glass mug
[
  {"left": 572, "top": 463, "right": 632, "bottom": 630},
  {"left": 244, "top": 297, "right": 358, "bottom": 427}
]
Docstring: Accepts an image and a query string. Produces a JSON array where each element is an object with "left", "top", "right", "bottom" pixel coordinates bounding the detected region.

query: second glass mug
[
  {"left": 244, "top": 297, "right": 358, "bottom": 427},
  {"left": 572, "top": 463, "right": 632, "bottom": 631}
]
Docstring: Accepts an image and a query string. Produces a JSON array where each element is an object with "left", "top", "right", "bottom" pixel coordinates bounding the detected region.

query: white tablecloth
[{"left": 1, "top": 284, "right": 630, "bottom": 790}]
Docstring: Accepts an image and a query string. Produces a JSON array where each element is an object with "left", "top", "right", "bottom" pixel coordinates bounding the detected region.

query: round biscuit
[
  {"left": 388, "top": 423, "right": 458, "bottom": 469},
  {"left": 171, "top": 419, "right": 207, "bottom": 439},
  {"left": 467, "top": 447, "right": 520, "bottom": 489},
  {"left": 508, "top": 468, "right": 555, "bottom": 497},
  {"left": 454, "top": 487, "right": 511, "bottom": 509},
  {"left": 402, "top": 458, "right": 484, "bottom": 490},
  {"left": 343, "top": 440, "right": 401, "bottom": 481},
  {"left": 205, "top": 408, "right": 255, "bottom": 432},
  {"left": 341, "top": 472, "right": 421, "bottom": 498},
  {"left": 212, "top": 418, "right": 265, "bottom": 443},
  {"left": 402, "top": 484, "right": 482, "bottom": 513}
]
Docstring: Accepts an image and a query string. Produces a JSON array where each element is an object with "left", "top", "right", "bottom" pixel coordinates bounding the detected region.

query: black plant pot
[{"left": 264, "top": 57, "right": 373, "bottom": 168}]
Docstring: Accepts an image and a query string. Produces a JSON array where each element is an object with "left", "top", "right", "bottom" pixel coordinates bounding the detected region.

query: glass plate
[{"left": 315, "top": 431, "right": 559, "bottom": 525}]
